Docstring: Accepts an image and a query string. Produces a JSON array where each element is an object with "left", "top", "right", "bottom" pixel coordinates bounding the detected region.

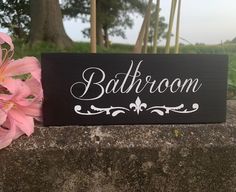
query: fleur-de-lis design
[
  {"left": 74, "top": 97, "right": 199, "bottom": 116},
  {"left": 129, "top": 97, "right": 147, "bottom": 115}
]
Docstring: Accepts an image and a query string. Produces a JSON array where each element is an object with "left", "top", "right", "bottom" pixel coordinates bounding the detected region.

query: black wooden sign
[{"left": 41, "top": 53, "right": 228, "bottom": 126}]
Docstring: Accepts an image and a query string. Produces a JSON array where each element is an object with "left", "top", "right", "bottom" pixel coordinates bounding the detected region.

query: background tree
[
  {"left": 152, "top": 0, "right": 160, "bottom": 53},
  {"left": 143, "top": 8, "right": 151, "bottom": 53},
  {"left": 174, "top": 0, "right": 181, "bottom": 53},
  {"left": 133, "top": 0, "right": 167, "bottom": 53},
  {"left": 29, "top": 0, "right": 73, "bottom": 48},
  {"left": 62, "top": 0, "right": 146, "bottom": 47},
  {"left": 133, "top": 0, "right": 153, "bottom": 53},
  {"left": 0, "top": 0, "right": 30, "bottom": 40},
  {"left": 165, "top": 0, "right": 177, "bottom": 53},
  {"left": 91, "top": 0, "right": 96, "bottom": 53},
  {"left": 148, "top": 9, "right": 167, "bottom": 51},
  {"left": 231, "top": 37, "right": 236, "bottom": 44}
]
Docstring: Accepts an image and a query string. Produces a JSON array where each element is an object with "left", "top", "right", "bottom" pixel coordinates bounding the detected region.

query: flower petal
[
  {"left": 0, "top": 45, "right": 2, "bottom": 64},
  {"left": 0, "top": 79, "right": 31, "bottom": 105},
  {"left": 31, "top": 68, "right": 41, "bottom": 83},
  {"left": 0, "top": 32, "right": 14, "bottom": 51},
  {"left": 0, "top": 78, "right": 19, "bottom": 96},
  {"left": 21, "top": 102, "right": 42, "bottom": 117},
  {"left": 0, "top": 118, "right": 21, "bottom": 149},
  {"left": 4, "top": 57, "right": 40, "bottom": 79},
  {"left": 9, "top": 109, "right": 34, "bottom": 136},
  {"left": 0, "top": 109, "right": 7, "bottom": 125},
  {"left": 0, "top": 100, "right": 14, "bottom": 125},
  {"left": 0, "top": 93, "right": 13, "bottom": 101},
  {"left": 25, "top": 77, "right": 43, "bottom": 100},
  {"left": 13, "top": 82, "right": 32, "bottom": 106},
  {"left": 0, "top": 128, "right": 13, "bottom": 149}
]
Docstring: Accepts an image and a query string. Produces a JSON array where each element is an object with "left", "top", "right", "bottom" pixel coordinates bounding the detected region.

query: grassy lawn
[{"left": 13, "top": 40, "right": 236, "bottom": 99}]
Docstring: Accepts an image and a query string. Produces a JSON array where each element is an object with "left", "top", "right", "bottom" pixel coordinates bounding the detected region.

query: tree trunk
[
  {"left": 152, "top": 0, "right": 160, "bottom": 53},
  {"left": 29, "top": 0, "right": 73, "bottom": 49},
  {"left": 174, "top": 0, "right": 181, "bottom": 54},
  {"left": 96, "top": 0, "right": 104, "bottom": 47},
  {"left": 96, "top": 21, "right": 104, "bottom": 47},
  {"left": 133, "top": 0, "right": 153, "bottom": 53},
  {"left": 143, "top": 14, "right": 151, "bottom": 53},
  {"left": 165, "top": 0, "right": 177, "bottom": 53},
  {"left": 103, "top": 26, "right": 109, "bottom": 48},
  {"left": 90, "top": 0, "right": 96, "bottom": 53}
]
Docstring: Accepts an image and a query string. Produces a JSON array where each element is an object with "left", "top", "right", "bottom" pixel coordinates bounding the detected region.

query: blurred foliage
[
  {"left": 230, "top": 37, "right": 236, "bottom": 44},
  {"left": 228, "top": 55, "right": 236, "bottom": 98},
  {"left": 62, "top": 0, "right": 155, "bottom": 40},
  {"left": 0, "top": 0, "right": 30, "bottom": 40},
  {"left": 0, "top": 0, "right": 164, "bottom": 44},
  {"left": 149, "top": 16, "right": 167, "bottom": 44}
]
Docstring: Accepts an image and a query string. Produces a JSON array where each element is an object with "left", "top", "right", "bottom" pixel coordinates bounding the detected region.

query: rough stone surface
[{"left": 0, "top": 101, "right": 236, "bottom": 192}]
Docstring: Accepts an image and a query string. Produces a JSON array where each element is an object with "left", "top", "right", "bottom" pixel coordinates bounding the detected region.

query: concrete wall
[{"left": 0, "top": 101, "right": 235, "bottom": 192}]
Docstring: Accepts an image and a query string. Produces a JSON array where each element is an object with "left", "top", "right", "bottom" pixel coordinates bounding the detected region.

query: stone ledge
[{"left": 0, "top": 101, "right": 235, "bottom": 192}]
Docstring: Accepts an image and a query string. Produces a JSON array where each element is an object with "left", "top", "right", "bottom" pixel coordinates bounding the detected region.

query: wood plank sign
[{"left": 42, "top": 54, "right": 228, "bottom": 126}]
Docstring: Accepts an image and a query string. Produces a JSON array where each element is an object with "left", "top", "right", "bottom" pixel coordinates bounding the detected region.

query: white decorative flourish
[
  {"left": 147, "top": 103, "right": 199, "bottom": 116},
  {"left": 74, "top": 97, "right": 199, "bottom": 117},
  {"left": 129, "top": 97, "right": 147, "bottom": 115},
  {"left": 74, "top": 105, "right": 129, "bottom": 117}
]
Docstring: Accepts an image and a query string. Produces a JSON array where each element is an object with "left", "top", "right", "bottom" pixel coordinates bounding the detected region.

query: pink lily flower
[
  {"left": 0, "top": 32, "right": 43, "bottom": 149},
  {"left": 0, "top": 32, "right": 14, "bottom": 73},
  {"left": 0, "top": 79, "right": 41, "bottom": 149},
  {"left": 0, "top": 57, "right": 41, "bottom": 85},
  {"left": 0, "top": 32, "right": 41, "bottom": 86},
  {"left": 0, "top": 32, "right": 42, "bottom": 105}
]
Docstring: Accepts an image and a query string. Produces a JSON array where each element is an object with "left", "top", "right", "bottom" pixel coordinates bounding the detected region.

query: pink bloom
[
  {"left": 0, "top": 32, "right": 43, "bottom": 149},
  {"left": 0, "top": 57, "right": 41, "bottom": 85},
  {"left": 0, "top": 79, "right": 41, "bottom": 149},
  {"left": 0, "top": 32, "right": 14, "bottom": 69},
  {"left": 0, "top": 32, "right": 14, "bottom": 51},
  {"left": 0, "top": 32, "right": 40, "bottom": 85}
]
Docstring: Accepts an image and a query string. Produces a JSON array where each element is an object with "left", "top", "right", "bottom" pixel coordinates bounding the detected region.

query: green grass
[
  {"left": 13, "top": 40, "right": 236, "bottom": 99},
  {"left": 229, "top": 55, "right": 236, "bottom": 85},
  {"left": 13, "top": 41, "right": 135, "bottom": 59}
]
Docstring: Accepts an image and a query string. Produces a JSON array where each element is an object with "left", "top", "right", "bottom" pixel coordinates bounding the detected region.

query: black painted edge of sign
[{"left": 41, "top": 53, "right": 228, "bottom": 126}]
